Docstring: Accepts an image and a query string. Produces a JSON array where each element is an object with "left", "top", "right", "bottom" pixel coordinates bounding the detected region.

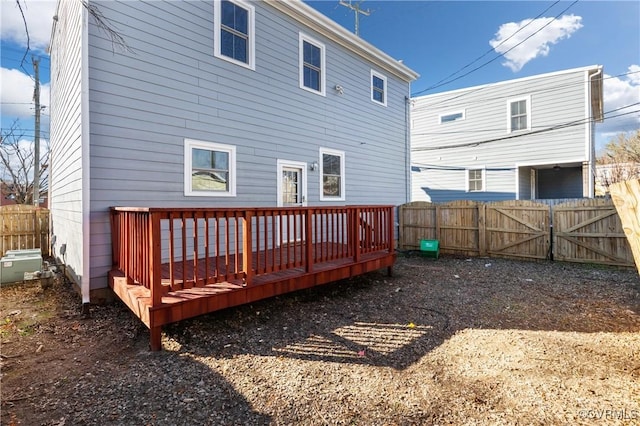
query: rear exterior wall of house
[{"left": 74, "top": 1, "right": 414, "bottom": 295}]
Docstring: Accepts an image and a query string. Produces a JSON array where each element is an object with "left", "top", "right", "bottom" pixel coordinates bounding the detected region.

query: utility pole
[
  {"left": 32, "top": 56, "right": 41, "bottom": 206},
  {"left": 339, "top": 0, "right": 371, "bottom": 36}
]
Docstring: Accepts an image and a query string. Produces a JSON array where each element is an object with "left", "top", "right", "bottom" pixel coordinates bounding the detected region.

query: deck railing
[{"left": 110, "top": 206, "right": 394, "bottom": 306}]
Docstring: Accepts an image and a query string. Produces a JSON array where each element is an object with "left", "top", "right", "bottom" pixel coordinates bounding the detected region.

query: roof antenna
[{"left": 338, "top": 0, "right": 371, "bottom": 36}]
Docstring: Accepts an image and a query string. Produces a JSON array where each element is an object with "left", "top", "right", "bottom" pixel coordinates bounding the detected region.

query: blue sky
[{"left": 1, "top": 0, "right": 638, "bottom": 155}]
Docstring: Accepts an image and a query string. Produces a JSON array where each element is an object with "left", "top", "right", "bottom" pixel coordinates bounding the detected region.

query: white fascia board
[{"left": 265, "top": 0, "right": 419, "bottom": 83}]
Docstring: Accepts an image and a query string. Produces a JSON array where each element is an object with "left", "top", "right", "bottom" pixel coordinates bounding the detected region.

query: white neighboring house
[{"left": 411, "top": 66, "right": 604, "bottom": 202}]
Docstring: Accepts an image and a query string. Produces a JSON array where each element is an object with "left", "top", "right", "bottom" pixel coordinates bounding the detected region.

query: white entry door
[{"left": 277, "top": 160, "right": 307, "bottom": 243}]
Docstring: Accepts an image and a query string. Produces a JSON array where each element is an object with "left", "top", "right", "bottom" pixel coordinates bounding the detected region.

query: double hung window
[
  {"left": 214, "top": 0, "right": 255, "bottom": 70},
  {"left": 299, "top": 33, "right": 326, "bottom": 95}
]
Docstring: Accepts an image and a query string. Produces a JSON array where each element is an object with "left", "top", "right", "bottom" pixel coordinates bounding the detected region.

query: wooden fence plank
[
  {"left": 609, "top": 179, "right": 640, "bottom": 273},
  {"left": 0, "top": 205, "right": 50, "bottom": 257}
]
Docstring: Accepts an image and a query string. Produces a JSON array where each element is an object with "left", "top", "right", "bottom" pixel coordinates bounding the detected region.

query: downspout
[
  {"left": 587, "top": 67, "right": 602, "bottom": 198},
  {"left": 405, "top": 94, "right": 411, "bottom": 203},
  {"left": 81, "top": 4, "right": 91, "bottom": 307}
]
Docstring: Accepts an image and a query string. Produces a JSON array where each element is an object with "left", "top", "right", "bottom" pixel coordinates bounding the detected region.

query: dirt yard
[{"left": 1, "top": 254, "right": 639, "bottom": 425}]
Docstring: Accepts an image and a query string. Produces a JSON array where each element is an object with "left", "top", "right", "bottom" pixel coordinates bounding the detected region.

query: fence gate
[
  {"left": 553, "top": 198, "right": 634, "bottom": 266},
  {"left": 484, "top": 200, "right": 550, "bottom": 260}
]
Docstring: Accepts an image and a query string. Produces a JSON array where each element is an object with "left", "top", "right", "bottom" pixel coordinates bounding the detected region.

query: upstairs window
[
  {"left": 299, "top": 33, "right": 326, "bottom": 96},
  {"left": 439, "top": 110, "right": 465, "bottom": 124},
  {"left": 185, "top": 139, "right": 236, "bottom": 197},
  {"left": 371, "top": 70, "right": 387, "bottom": 106},
  {"left": 467, "top": 168, "right": 485, "bottom": 192},
  {"left": 320, "top": 148, "right": 345, "bottom": 200},
  {"left": 214, "top": 0, "right": 255, "bottom": 70},
  {"left": 508, "top": 96, "right": 531, "bottom": 132}
]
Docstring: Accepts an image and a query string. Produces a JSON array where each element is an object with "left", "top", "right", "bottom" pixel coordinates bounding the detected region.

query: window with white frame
[
  {"left": 184, "top": 139, "right": 236, "bottom": 197},
  {"left": 371, "top": 70, "right": 387, "bottom": 106},
  {"left": 214, "top": 0, "right": 255, "bottom": 70},
  {"left": 439, "top": 110, "right": 465, "bottom": 124},
  {"left": 320, "top": 148, "right": 345, "bottom": 200},
  {"left": 467, "top": 168, "right": 484, "bottom": 192},
  {"left": 508, "top": 96, "right": 531, "bottom": 132},
  {"left": 299, "top": 33, "right": 326, "bottom": 95}
]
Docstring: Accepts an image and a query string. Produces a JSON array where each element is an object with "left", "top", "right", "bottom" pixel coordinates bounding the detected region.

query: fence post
[
  {"left": 478, "top": 203, "right": 486, "bottom": 256},
  {"left": 435, "top": 205, "right": 441, "bottom": 243},
  {"left": 398, "top": 204, "right": 405, "bottom": 250}
]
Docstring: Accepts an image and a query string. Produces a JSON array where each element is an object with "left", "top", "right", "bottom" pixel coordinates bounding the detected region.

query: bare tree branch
[
  {"left": 1, "top": 120, "right": 48, "bottom": 204},
  {"left": 596, "top": 130, "right": 640, "bottom": 194},
  {"left": 13, "top": 0, "right": 33, "bottom": 76},
  {"left": 80, "top": 0, "right": 133, "bottom": 53}
]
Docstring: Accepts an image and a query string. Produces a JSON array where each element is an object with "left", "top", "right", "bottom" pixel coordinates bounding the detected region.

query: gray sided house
[
  {"left": 410, "top": 66, "right": 604, "bottom": 203},
  {"left": 48, "top": 0, "right": 418, "bottom": 303}
]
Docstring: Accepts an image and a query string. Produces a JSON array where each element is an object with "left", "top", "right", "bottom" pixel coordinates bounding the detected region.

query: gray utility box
[
  {"left": 4, "top": 249, "right": 42, "bottom": 258},
  {"left": 1, "top": 252, "right": 43, "bottom": 284}
]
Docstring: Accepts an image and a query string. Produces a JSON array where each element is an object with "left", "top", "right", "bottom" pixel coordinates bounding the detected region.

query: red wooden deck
[{"left": 109, "top": 206, "right": 395, "bottom": 350}]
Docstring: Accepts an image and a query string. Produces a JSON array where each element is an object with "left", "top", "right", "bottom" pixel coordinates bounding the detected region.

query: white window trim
[
  {"left": 184, "top": 138, "right": 237, "bottom": 197},
  {"left": 370, "top": 69, "right": 387, "bottom": 106},
  {"left": 507, "top": 95, "right": 531, "bottom": 133},
  {"left": 299, "top": 32, "right": 326, "bottom": 96},
  {"left": 439, "top": 109, "right": 466, "bottom": 124},
  {"left": 213, "top": 0, "right": 255, "bottom": 71},
  {"left": 319, "top": 148, "right": 345, "bottom": 201},
  {"left": 466, "top": 167, "right": 486, "bottom": 192}
]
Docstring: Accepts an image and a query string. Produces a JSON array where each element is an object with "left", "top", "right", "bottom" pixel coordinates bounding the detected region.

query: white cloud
[
  {"left": 1, "top": 67, "right": 51, "bottom": 120},
  {"left": 490, "top": 15, "right": 583, "bottom": 72},
  {"left": 597, "top": 65, "right": 640, "bottom": 144},
  {"left": 0, "top": 0, "right": 57, "bottom": 52}
]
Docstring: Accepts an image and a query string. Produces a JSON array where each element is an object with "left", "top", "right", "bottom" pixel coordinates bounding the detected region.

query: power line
[
  {"left": 419, "top": 0, "right": 562, "bottom": 95},
  {"left": 412, "top": 106, "right": 640, "bottom": 152},
  {"left": 411, "top": 69, "right": 637, "bottom": 113},
  {"left": 412, "top": 0, "right": 580, "bottom": 97}
]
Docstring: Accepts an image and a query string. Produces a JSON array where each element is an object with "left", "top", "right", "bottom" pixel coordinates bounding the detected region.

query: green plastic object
[{"left": 419, "top": 239, "right": 439, "bottom": 259}]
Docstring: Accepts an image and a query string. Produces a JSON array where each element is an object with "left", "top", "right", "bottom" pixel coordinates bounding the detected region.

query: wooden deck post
[
  {"left": 305, "top": 209, "right": 314, "bottom": 273},
  {"left": 149, "top": 211, "right": 163, "bottom": 350},
  {"left": 353, "top": 207, "right": 361, "bottom": 263},
  {"left": 243, "top": 211, "right": 253, "bottom": 286}
]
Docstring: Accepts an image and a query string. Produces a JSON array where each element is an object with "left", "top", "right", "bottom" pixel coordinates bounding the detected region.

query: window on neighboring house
[
  {"left": 508, "top": 96, "right": 531, "bottom": 132},
  {"left": 184, "top": 139, "right": 236, "bottom": 197},
  {"left": 467, "top": 168, "right": 484, "bottom": 192},
  {"left": 214, "top": 0, "right": 255, "bottom": 70},
  {"left": 439, "top": 110, "right": 465, "bottom": 124},
  {"left": 320, "top": 148, "right": 345, "bottom": 200},
  {"left": 371, "top": 70, "right": 387, "bottom": 106},
  {"left": 299, "top": 33, "right": 325, "bottom": 95}
]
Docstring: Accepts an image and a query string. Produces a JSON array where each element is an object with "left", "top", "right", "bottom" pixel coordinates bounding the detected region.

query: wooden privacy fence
[
  {"left": 398, "top": 199, "right": 634, "bottom": 267},
  {"left": 0, "top": 205, "right": 50, "bottom": 257}
]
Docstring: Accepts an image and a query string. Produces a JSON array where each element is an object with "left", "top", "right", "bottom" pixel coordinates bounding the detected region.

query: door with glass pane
[{"left": 277, "top": 160, "right": 307, "bottom": 244}]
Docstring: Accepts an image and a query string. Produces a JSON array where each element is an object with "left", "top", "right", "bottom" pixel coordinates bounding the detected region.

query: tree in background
[
  {"left": 0, "top": 120, "right": 48, "bottom": 204},
  {"left": 596, "top": 130, "right": 640, "bottom": 194}
]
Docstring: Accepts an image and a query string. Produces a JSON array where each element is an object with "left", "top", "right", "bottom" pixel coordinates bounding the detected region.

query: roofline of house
[
  {"left": 265, "top": 0, "right": 419, "bottom": 83},
  {"left": 413, "top": 65, "right": 603, "bottom": 100}
]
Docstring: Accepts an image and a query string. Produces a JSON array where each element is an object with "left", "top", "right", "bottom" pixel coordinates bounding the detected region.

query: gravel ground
[{"left": 1, "top": 254, "right": 639, "bottom": 425}]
